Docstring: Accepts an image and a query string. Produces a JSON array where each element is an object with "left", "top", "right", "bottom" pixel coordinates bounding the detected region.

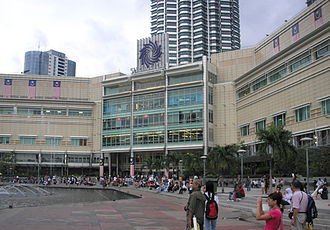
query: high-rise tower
[
  {"left": 24, "top": 50, "right": 76, "bottom": 77},
  {"left": 150, "top": 0, "right": 240, "bottom": 66}
]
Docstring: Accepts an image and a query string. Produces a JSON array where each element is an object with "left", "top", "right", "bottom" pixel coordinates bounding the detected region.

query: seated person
[
  {"left": 179, "top": 182, "right": 188, "bottom": 194},
  {"left": 283, "top": 187, "right": 292, "bottom": 205},
  {"left": 236, "top": 185, "right": 245, "bottom": 199},
  {"left": 320, "top": 185, "right": 328, "bottom": 200},
  {"left": 228, "top": 184, "right": 239, "bottom": 201},
  {"left": 172, "top": 181, "right": 180, "bottom": 192}
]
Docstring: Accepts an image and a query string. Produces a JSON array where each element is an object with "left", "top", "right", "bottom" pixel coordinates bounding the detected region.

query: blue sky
[{"left": 0, "top": 0, "right": 307, "bottom": 77}]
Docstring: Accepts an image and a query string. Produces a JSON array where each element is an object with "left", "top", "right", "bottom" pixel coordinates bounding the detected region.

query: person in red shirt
[{"left": 256, "top": 193, "right": 283, "bottom": 230}]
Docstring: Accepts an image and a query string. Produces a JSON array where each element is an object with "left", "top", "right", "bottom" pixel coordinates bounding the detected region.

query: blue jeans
[{"left": 204, "top": 214, "right": 216, "bottom": 230}]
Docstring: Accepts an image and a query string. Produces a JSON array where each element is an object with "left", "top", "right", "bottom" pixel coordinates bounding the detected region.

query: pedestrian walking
[
  {"left": 203, "top": 181, "right": 219, "bottom": 230},
  {"left": 256, "top": 193, "right": 283, "bottom": 230},
  {"left": 185, "top": 179, "right": 206, "bottom": 230},
  {"left": 246, "top": 176, "right": 251, "bottom": 191},
  {"left": 290, "top": 181, "right": 308, "bottom": 230}
]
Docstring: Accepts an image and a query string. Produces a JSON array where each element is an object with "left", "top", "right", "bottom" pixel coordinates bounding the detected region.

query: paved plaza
[
  {"left": 0, "top": 184, "right": 329, "bottom": 230},
  {"left": 0, "top": 185, "right": 281, "bottom": 230}
]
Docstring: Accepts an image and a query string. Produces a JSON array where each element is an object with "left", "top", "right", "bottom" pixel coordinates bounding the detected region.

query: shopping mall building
[{"left": 0, "top": 0, "right": 329, "bottom": 176}]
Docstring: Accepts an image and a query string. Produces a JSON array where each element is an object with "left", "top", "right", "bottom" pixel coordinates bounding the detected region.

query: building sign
[
  {"left": 139, "top": 40, "right": 162, "bottom": 68},
  {"left": 134, "top": 33, "right": 168, "bottom": 74}
]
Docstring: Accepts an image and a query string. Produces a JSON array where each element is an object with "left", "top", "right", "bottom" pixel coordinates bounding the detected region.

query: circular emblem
[{"left": 139, "top": 40, "right": 162, "bottom": 68}]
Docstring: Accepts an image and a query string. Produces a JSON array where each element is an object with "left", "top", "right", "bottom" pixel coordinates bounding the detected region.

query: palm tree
[
  {"left": 207, "top": 144, "right": 238, "bottom": 179},
  {"left": 142, "top": 157, "right": 154, "bottom": 175},
  {"left": 182, "top": 152, "right": 203, "bottom": 177},
  {"left": 153, "top": 158, "right": 164, "bottom": 176},
  {"left": 256, "top": 123, "right": 297, "bottom": 191}
]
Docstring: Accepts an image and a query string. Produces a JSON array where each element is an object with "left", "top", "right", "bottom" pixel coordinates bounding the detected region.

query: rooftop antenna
[{"left": 38, "top": 41, "right": 40, "bottom": 51}]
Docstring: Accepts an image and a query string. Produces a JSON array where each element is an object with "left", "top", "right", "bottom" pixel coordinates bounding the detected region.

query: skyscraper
[
  {"left": 150, "top": 0, "right": 240, "bottom": 66},
  {"left": 24, "top": 50, "right": 76, "bottom": 77}
]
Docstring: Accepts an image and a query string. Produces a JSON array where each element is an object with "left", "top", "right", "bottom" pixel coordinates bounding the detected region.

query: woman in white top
[{"left": 203, "top": 181, "right": 219, "bottom": 230}]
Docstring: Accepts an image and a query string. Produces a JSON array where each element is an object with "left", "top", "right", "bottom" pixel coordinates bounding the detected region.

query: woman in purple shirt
[{"left": 256, "top": 193, "right": 283, "bottom": 230}]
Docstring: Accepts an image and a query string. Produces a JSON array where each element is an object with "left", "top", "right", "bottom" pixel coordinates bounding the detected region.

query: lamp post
[
  {"left": 179, "top": 160, "right": 183, "bottom": 178},
  {"left": 237, "top": 149, "right": 246, "bottom": 184},
  {"left": 200, "top": 155, "right": 207, "bottom": 184},
  {"left": 301, "top": 137, "right": 313, "bottom": 194}
]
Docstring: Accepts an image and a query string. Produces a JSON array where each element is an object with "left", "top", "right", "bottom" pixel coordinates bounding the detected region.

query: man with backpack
[
  {"left": 290, "top": 181, "right": 309, "bottom": 230},
  {"left": 203, "top": 181, "right": 219, "bottom": 230}
]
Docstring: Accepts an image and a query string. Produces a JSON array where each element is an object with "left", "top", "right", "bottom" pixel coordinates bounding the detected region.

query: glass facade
[
  {"left": 103, "top": 97, "right": 130, "bottom": 116},
  {"left": 168, "top": 87, "right": 203, "bottom": 107}
]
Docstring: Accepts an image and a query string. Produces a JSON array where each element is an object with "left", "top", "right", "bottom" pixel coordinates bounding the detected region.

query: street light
[
  {"left": 179, "top": 160, "right": 183, "bottom": 178},
  {"left": 237, "top": 149, "right": 246, "bottom": 184},
  {"left": 301, "top": 137, "right": 313, "bottom": 194},
  {"left": 200, "top": 155, "right": 207, "bottom": 184}
]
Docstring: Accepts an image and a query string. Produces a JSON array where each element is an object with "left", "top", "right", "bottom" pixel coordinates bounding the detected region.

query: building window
[
  {"left": 268, "top": 65, "right": 287, "bottom": 83},
  {"left": 322, "top": 99, "right": 330, "bottom": 115},
  {"left": 273, "top": 113, "right": 286, "bottom": 126},
  {"left": 255, "top": 120, "right": 266, "bottom": 132},
  {"left": 209, "top": 110, "right": 213, "bottom": 123},
  {"left": 134, "top": 92, "right": 165, "bottom": 111},
  {"left": 238, "top": 85, "right": 250, "bottom": 98},
  {"left": 102, "top": 134, "right": 130, "bottom": 147},
  {"left": 208, "top": 87, "right": 214, "bottom": 105},
  {"left": 290, "top": 53, "right": 311, "bottom": 72},
  {"left": 68, "top": 109, "right": 92, "bottom": 117},
  {"left": 315, "top": 44, "right": 329, "bottom": 59},
  {"left": 0, "top": 106, "right": 14, "bottom": 114},
  {"left": 44, "top": 108, "right": 66, "bottom": 116},
  {"left": 240, "top": 125, "right": 249, "bottom": 137},
  {"left": 0, "top": 136, "right": 10, "bottom": 144},
  {"left": 71, "top": 138, "right": 87, "bottom": 146},
  {"left": 295, "top": 105, "right": 311, "bottom": 122},
  {"left": 133, "top": 131, "right": 164, "bottom": 145},
  {"left": 17, "top": 107, "right": 41, "bottom": 115},
  {"left": 168, "top": 87, "right": 203, "bottom": 107},
  {"left": 168, "top": 109, "right": 203, "bottom": 125},
  {"left": 252, "top": 75, "right": 267, "bottom": 91},
  {"left": 45, "top": 137, "right": 62, "bottom": 146},
  {"left": 168, "top": 128, "right": 203, "bottom": 143},
  {"left": 20, "top": 136, "right": 36, "bottom": 145},
  {"left": 169, "top": 73, "right": 202, "bottom": 85},
  {"left": 103, "top": 97, "right": 131, "bottom": 115}
]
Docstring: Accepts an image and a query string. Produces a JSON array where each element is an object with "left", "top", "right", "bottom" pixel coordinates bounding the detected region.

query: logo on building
[
  {"left": 134, "top": 34, "right": 168, "bottom": 74},
  {"left": 139, "top": 41, "right": 162, "bottom": 68}
]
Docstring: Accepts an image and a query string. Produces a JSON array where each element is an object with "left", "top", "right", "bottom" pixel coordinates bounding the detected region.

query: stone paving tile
[{"left": 0, "top": 186, "right": 290, "bottom": 230}]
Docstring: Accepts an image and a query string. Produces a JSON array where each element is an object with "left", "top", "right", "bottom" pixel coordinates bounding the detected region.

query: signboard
[{"left": 134, "top": 33, "right": 169, "bottom": 74}]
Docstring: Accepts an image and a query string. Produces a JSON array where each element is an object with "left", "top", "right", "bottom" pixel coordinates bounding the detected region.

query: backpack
[
  {"left": 205, "top": 193, "right": 218, "bottom": 220},
  {"left": 306, "top": 194, "right": 318, "bottom": 224}
]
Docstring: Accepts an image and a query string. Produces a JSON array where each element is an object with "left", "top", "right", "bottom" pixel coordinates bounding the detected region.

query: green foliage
[
  {"left": 0, "top": 152, "right": 16, "bottom": 176},
  {"left": 182, "top": 152, "right": 203, "bottom": 177},
  {"left": 206, "top": 144, "right": 239, "bottom": 178},
  {"left": 142, "top": 157, "right": 154, "bottom": 174},
  {"left": 256, "top": 123, "right": 297, "bottom": 176}
]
